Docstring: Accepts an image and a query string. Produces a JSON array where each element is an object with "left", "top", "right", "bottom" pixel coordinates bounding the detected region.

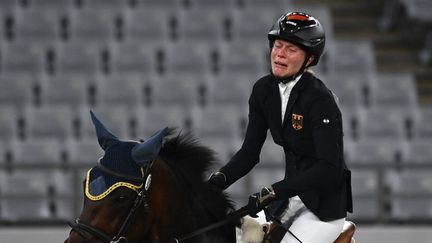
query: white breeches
[{"left": 256, "top": 196, "right": 345, "bottom": 243}]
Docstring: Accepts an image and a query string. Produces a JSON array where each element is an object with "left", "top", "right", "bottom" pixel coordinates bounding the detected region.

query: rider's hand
[
  {"left": 247, "top": 187, "right": 276, "bottom": 218},
  {"left": 208, "top": 172, "right": 227, "bottom": 190}
]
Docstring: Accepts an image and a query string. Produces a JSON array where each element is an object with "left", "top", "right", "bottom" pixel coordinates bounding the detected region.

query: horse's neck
[
  {"left": 148, "top": 160, "right": 200, "bottom": 240},
  {"left": 148, "top": 159, "right": 233, "bottom": 243}
]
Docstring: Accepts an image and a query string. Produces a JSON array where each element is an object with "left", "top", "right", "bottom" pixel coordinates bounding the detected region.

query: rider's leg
[
  {"left": 255, "top": 210, "right": 268, "bottom": 225},
  {"left": 280, "top": 210, "right": 344, "bottom": 243}
]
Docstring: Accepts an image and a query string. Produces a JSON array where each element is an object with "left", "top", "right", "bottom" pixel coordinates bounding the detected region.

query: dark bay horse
[{"left": 64, "top": 111, "right": 236, "bottom": 243}]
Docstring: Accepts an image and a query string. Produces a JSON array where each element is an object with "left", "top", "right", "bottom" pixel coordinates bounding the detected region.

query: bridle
[{"left": 68, "top": 161, "right": 153, "bottom": 243}]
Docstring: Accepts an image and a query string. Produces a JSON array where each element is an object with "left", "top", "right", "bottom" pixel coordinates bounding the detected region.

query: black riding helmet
[{"left": 268, "top": 12, "right": 325, "bottom": 67}]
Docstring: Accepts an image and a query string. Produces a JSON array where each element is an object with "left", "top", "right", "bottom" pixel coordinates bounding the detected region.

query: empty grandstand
[{"left": 0, "top": 0, "right": 431, "bottom": 242}]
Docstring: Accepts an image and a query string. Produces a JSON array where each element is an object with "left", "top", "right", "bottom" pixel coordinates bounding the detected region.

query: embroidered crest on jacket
[{"left": 292, "top": 114, "right": 304, "bottom": 130}]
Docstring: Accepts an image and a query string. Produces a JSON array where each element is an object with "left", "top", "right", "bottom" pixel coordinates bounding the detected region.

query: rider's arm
[{"left": 219, "top": 83, "right": 268, "bottom": 188}]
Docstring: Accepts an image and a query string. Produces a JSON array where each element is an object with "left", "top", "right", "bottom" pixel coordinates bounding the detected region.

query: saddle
[{"left": 263, "top": 220, "right": 356, "bottom": 243}]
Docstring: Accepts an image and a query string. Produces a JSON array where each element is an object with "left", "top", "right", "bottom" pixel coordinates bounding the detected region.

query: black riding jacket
[{"left": 220, "top": 72, "right": 353, "bottom": 220}]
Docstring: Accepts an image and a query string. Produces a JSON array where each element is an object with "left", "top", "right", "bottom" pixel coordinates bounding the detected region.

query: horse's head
[
  {"left": 65, "top": 111, "right": 236, "bottom": 243},
  {"left": 64, "top": 111, "right": 171, "bottom": 243}
]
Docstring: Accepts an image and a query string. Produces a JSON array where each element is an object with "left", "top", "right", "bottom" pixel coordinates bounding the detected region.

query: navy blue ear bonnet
[
  {"left": 100, "top": 141, "right": 141, "bottom": 177},
  {"left": 87, "top": 141, "right": 142, "bottom": 199},
  {"left": 86, "top": 111, "right": 168, "bottom": 200}
]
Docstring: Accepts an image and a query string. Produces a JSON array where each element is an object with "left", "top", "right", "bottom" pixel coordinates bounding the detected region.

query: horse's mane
[
  {"left": 160, "top": 129, "right": 215, "bottom": 183},
  {"left": 159, "top": 129, "right": 235, "bottom": 224}
]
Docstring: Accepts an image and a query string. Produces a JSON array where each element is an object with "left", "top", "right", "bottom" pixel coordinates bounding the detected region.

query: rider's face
[{"left": 271, "top": 39, "right": 307, "bottom": 79}]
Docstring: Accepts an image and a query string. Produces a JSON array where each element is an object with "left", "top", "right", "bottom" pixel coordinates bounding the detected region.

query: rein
[
  {"left": 68, "top": 162, "right": 153, "bottom": 243},
  {"left": 171, "top": 205, "right": 250, "bottom": 243}
]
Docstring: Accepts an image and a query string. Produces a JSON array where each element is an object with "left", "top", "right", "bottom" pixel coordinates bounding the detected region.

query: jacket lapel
[
  {"left": 282, "top": 73, "right": 310, "bottom": 127},
  {"left": 282, "top": 91, "right": 299, "bottom": 125},
  {"left": 269, "top": 80, "right": 283, "bottom": 129}
]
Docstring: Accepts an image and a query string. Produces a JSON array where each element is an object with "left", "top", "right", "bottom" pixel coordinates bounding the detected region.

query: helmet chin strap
[{"left": 273, "top": 53, "right": 312, "bottom": 84}]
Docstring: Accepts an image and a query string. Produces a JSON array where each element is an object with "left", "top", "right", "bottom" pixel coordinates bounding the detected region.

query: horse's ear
[
  {"left": 90, "top": 110, "right": 119, "bottom": 150},
  {"left": 131, "top": 127, "right": 169, "bottom": 166}
]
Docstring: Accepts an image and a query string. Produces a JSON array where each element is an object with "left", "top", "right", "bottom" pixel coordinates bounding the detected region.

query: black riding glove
[
  {"left": 247, "top": 187, "right": 276, "bottom": 218},
  {"left": 208, "top": 172, "right": 227, "bottom": 190}
]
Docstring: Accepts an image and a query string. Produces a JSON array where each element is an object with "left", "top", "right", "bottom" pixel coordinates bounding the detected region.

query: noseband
[{"left": 68, "top": 162, "right": 153, "bottom": 243}]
